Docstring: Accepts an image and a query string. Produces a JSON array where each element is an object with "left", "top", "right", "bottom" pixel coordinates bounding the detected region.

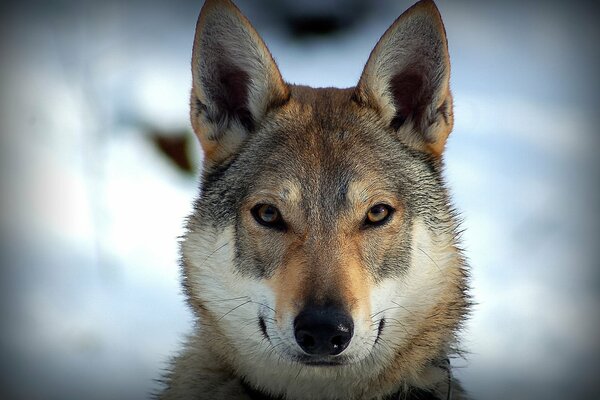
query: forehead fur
[
  {"left": 193, "top": 84, "right": 449, "bottom": 235},
  {"left": 243, "top": 86, "right": 408, "bottom": 191}
]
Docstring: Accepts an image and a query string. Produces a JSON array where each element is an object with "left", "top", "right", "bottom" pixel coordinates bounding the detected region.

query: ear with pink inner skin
[
  {"left": 190, "top": 0, "right": 289, "bottom": 166},
  {"left": 355, "top": 0, "right": 453, "bottom": 157}
]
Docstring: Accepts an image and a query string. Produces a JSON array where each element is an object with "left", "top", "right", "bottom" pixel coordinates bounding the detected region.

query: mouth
[
  {"left": 295, "top": 355, "right": 348, "bottom": 366},
  {"left": 298, "top": 358, "right": 347, "bottom": 367}
]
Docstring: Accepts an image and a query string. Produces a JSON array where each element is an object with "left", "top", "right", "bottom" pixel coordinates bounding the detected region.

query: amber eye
[
  {"left": 251, "top": 204, "right": 285, "bottom": 230},
  {"left": 364, "top": 204, "right": 394, "bottom": 227}
]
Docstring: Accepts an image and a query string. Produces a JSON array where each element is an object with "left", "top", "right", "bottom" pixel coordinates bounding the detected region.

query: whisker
[
  {"left": 217, "top": 300, "right": 252, "bottom": 321},
  {"left": 203, "top": 296, "right": 249, "bottom": 303},
  {"left": 371, "top": 305, "right": 404, "bottom": 319},
  {"left": 196, "top": 241, "right": 231, "bottom": 268}
]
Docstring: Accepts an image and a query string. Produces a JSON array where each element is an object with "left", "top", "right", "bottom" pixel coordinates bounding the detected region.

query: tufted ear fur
[
  {"left": 354, "top": 0, "right": 453, "bottom": 157},
  {"left": 191, "top": 0, "right": 290, "bottom": 166}
]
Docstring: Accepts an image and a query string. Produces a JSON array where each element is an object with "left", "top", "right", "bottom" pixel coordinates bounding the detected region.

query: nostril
[
  {"left": 329, "top": 330, "right": 352, "bottom": 354},
  {"left": 331, "top": 336, "right": 345, "bottom": 353},
  {"left": 331, "top": 335, "right": 343, "bottom": 348},
  {"left": 297, "top": 331, "right": 315, "bottom": 348}
]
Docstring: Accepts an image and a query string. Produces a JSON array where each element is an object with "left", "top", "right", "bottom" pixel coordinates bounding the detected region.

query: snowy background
[{"left": 1, "top": 0, "right": 599, "bottom": 399}]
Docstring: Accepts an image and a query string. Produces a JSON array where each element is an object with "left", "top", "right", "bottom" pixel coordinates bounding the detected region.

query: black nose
[{"left": 294, "top": 306, "right": 354, "bottom": 356}]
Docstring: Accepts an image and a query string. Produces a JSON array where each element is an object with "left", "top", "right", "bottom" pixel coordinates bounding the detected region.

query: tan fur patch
[
  {"left": 337, "top": 234, "right": 372, "bottom": 318},
  {"left": 266, "top": 244, "right": 308, "bottom": 324}
]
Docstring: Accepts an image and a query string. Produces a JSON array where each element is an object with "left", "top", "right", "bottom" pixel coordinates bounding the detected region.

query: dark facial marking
[
  {"left": 258, "top": 316, "right": 269, "bottom": 341},
  {"left": 375, "top": 318, "right": 385, "bottom": 344}
]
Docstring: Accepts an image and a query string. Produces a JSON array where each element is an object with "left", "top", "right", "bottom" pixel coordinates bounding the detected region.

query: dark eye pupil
[
  {"left": 372, "top": 205, "right": 385, "bottom": 215},
  {"left": 366, "top": 204, "right": 392, "bottom": 225},
  {"left": 251, "top": 204, "right": 286, "bottom": 231},
  {"left": 260, "top": 205, "right": 278, "bottom": 223}
]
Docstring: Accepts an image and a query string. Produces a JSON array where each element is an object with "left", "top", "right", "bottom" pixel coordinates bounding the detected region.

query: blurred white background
[{"left": 0, "top": 0, "right": 599, "bottom": 399}]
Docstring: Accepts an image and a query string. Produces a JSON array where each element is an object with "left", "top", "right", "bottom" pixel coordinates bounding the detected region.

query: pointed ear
[
  {"left": 190, "top": 0, "right": 290, "bottom": 166},
  {"left": 354, "top": 0, "right": 453, "bottom": 157}
]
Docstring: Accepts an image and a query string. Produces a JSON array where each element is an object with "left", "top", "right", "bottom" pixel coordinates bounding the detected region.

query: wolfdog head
[{"left": 181, "top": 0, "right": 468, "bottom": 397}]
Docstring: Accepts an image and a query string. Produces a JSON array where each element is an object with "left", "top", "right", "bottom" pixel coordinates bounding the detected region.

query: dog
[{"left": 159, "top": 0, "right": 470, "bottom": 399}]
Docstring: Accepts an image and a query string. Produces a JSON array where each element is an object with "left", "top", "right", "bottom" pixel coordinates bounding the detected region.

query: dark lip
[
  {"left": 295, "top": 356, "right": 348, "bottom": 366},
  {"left": 300, "top": 361, "right": 344, "bottom": 366}
]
